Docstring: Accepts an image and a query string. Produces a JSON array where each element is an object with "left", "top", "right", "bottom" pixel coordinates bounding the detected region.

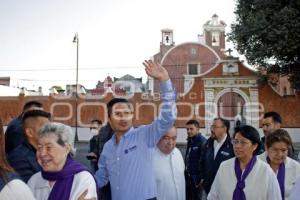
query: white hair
[{"left": 39, "top": 122, "right": 76, "bottom": 156}]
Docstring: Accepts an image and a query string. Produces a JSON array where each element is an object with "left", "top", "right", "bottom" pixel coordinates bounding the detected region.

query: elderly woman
[
  {"left": 27, "top": 122, "right": 98, "bottom": 200},
  {"left": 0, "top": 118, "right": 35, "bottom": 199},
  {"left": 258, "top": 129, "right": 300, "bottom": 199},
  {"left": 208, "top": 125, "right": 282, "bottom": 200}
]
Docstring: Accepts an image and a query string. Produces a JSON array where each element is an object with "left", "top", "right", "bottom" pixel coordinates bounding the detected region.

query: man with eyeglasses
[
  {"left": 153, "top": 126, "right": 185, "bottom": 200},
  {"left": 199, "top": 117, "right": 234, "bottom": 196}
]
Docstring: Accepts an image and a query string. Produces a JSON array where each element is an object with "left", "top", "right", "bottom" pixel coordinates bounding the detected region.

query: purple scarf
[
  {"left": 42, "top": 156, "right": 94, "bottom": 200},
  {"left": 267, "top": 156, "right": 285, "bottom": 200},
  {"left": 233, "top": 156, "right": 257, "bottom": 200}
]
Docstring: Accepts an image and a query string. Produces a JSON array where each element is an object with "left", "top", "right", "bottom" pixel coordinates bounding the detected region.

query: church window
[
  {"left": 188, "top": 64, "right": 200, "bottom": 75},
  {"left": 190, "top": 48, "right": 197, "bottom": 55}
]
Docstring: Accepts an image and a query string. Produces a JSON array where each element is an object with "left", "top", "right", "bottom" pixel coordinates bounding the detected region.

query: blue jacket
[
  {"left": 5, "top": 116, "right": 26, "bottom": 154},
  {"left": 6, "top": 141, "right": 41, "bottom": 182},
  {"left": 184, "top": 134, "right": 207, "bottom": 185},
  {"left": 199, "top": 135, "right": 234, "bottom": 194}
]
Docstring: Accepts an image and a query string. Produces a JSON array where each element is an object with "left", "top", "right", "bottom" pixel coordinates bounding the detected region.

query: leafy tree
[{"left": 228, "top": 0, "right": 300, "bottom": 91}]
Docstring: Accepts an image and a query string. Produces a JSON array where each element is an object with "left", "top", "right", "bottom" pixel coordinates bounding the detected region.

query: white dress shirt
[
  {"left": 258, "top": 152, "right": 300, "bottom": 199},
  {"left": 213, "top": 134, "right": 227, "bottom": 159},
  {"left": 153, "top": 147, "right": 185, "bottom": 200},
  {"left": 27, "top": 171, "right": 97, "bottom": 200},
  {"left": 0, "top": 179, "right": 36, "bottom": 200},
  {"left": 208, "top": 157, "right": 282, "bottom": 200}
]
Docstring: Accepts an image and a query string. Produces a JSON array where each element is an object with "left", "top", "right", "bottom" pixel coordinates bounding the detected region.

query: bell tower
[
  {"left": 160, "top": 29, "right": 175, "bottom": 56},
  {"left": 202, "top": 14, "right": 226, "bottom": 58},
  {"left": 161, "top": 29, "right": 174, "bottom": 45}
]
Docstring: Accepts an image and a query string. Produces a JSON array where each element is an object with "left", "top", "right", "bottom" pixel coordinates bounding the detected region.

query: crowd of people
[{"left": 1, "top": 60, "right": 300, "bottom": 200}]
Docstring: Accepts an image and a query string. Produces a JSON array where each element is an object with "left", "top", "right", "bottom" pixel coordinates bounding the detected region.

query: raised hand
[{"left": 143, "top": 60, "right": 169, "bottom": 81}]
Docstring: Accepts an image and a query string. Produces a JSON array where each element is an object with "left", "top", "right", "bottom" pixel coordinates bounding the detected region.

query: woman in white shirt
[
  {"left": 0, "top": 118, "right": 35, "bottom": 200},
  {"left": 27, "top": 122, "right": 98, "bottom": 200},
  {"left": 258, "top": 129, "right": 300, "bottom": 199},
  {"left": 208, "top": 125, "right": 282, "bottom": 200}
]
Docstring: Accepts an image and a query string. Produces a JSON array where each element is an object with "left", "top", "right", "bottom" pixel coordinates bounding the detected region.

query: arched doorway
[{"left": 217, "top": 92, "right": 246, "bottom": 133}]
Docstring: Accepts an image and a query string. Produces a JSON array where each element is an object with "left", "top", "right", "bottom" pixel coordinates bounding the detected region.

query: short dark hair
[
  {"left": 214, "top": 117, "right": 230, "bottom": 134},
  {"left": 186, "top": 120, "right": 200, "bottom": 128},
  {"left": 91, "top": 119, "right": 102, "bottom": 125},
  {"left": 263, "top": 112, "right": 282, "bottom": 124},
  {"left": 234, "top": 125, "right": 261, "bottom": 155},
  {"left": 22, "top": 110, "right": 51, "bottom": 124},
  {"left": 23, "top": 101, "right": 43, "bottom": 111},
  {"left": 266, "top": 129, "right": 292, "bottom": 149},
  {"left": 107, "top": 98, "right": 131, "bottom": 117}
]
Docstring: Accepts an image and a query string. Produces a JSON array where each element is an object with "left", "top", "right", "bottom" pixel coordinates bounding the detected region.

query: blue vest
[{"left": 0, "top": 172, "right": 19, "bottom": 192}]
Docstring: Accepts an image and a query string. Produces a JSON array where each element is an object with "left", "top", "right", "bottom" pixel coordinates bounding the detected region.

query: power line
[
  {"left": 0, "top": 62, "right": 222, "bottom": 72},
  {"left": 11, "top": 78, "right": 103, "bottom": 82},
  {"left": 0, "top": 66, "right": 141, "bottom": 72},
  {"left": 7, "top": 76, "right": 195, "bottom": 83}
]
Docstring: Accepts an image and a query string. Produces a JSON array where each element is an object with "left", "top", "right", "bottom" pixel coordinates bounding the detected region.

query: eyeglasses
[
  {"left": 211, "top": 125, "right": 225, "bottom": 129},
  {"left": 37, "top": 145, "right": 57, "bottom": 153},
  {"left": 231, "top": 139, "right": 251, "bottom": 146}
]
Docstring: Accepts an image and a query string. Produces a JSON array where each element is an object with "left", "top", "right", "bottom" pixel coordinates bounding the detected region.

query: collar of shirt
[
  {"left": 213, "top": 134, "right": 228, "bottom": 157},
  {"left": 30, "top": 173, "right": 52, "bottom": 190},
  {"left": 111, "top": 127, "right": 135, "bottom": 145},
  {"left": 214, "top": 134, "right": 227, "bottom": 146},
  {"left": 156, "top": 147, "right": 175, "bottom": 157},
  {"left": 187, "top": 133, "right": 200, "bottom": 143}
]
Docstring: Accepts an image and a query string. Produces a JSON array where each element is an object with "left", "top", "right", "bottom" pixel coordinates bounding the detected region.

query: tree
[{"left": 228, "top": 0, "right": 300, "bottom": 91}]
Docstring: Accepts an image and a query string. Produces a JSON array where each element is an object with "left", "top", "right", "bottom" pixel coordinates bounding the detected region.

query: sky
[{"left": 0, "top": 0, "right": 238, "bottom": 93}]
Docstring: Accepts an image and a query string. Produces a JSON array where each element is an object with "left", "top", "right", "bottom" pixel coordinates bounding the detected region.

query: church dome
[{"left": 159, "top": 42, "right": 220, "bottom": 93}]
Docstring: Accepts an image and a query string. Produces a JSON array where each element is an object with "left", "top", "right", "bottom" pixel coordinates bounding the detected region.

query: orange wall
[{"left": 1, "top": 64, "right": 299, "bottom": 129}]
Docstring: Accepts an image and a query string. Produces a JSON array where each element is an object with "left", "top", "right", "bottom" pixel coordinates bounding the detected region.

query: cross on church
[{"left": 226, "top": 48, "right": 233, "bottom": 56}]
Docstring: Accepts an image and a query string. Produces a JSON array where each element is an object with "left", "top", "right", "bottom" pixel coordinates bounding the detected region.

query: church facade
[
  {"left": 148, "top": 14, "right": 300, "bottom": 140},
  {"left": 1, "top": 15, "right": 299, "bottom": 143}
]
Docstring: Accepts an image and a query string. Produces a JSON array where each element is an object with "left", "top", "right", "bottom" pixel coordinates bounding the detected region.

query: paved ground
[{"left": 74, "top": 142, "right": 93, "bottom": 171}]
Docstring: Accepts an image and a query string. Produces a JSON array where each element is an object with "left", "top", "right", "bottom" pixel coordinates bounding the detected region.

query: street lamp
[{"left": 73, "top": 32, "right": 79, "bottom": 142}]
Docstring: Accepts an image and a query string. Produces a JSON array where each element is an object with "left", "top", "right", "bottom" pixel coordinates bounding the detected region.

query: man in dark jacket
[
  {"left": 184, "top": 119, "right": 207, "bottom": 200},
  {"left": 5, "top": 101, "right": 43, "bottom": 154},
  {"left": 6, "top": 110, "right": 51, "bottom": 182},
  {"left": 199, "top": 117, "right": 234, "bottom": 195},
  {"left": 86, "top": 122, "right": 113, "bottom": 200},
  {"left": 86, "top": 119, "right": 103, "bottom": 172},
  {"left": 97, "top": 123, "right": 114, "bottom": 200}
]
